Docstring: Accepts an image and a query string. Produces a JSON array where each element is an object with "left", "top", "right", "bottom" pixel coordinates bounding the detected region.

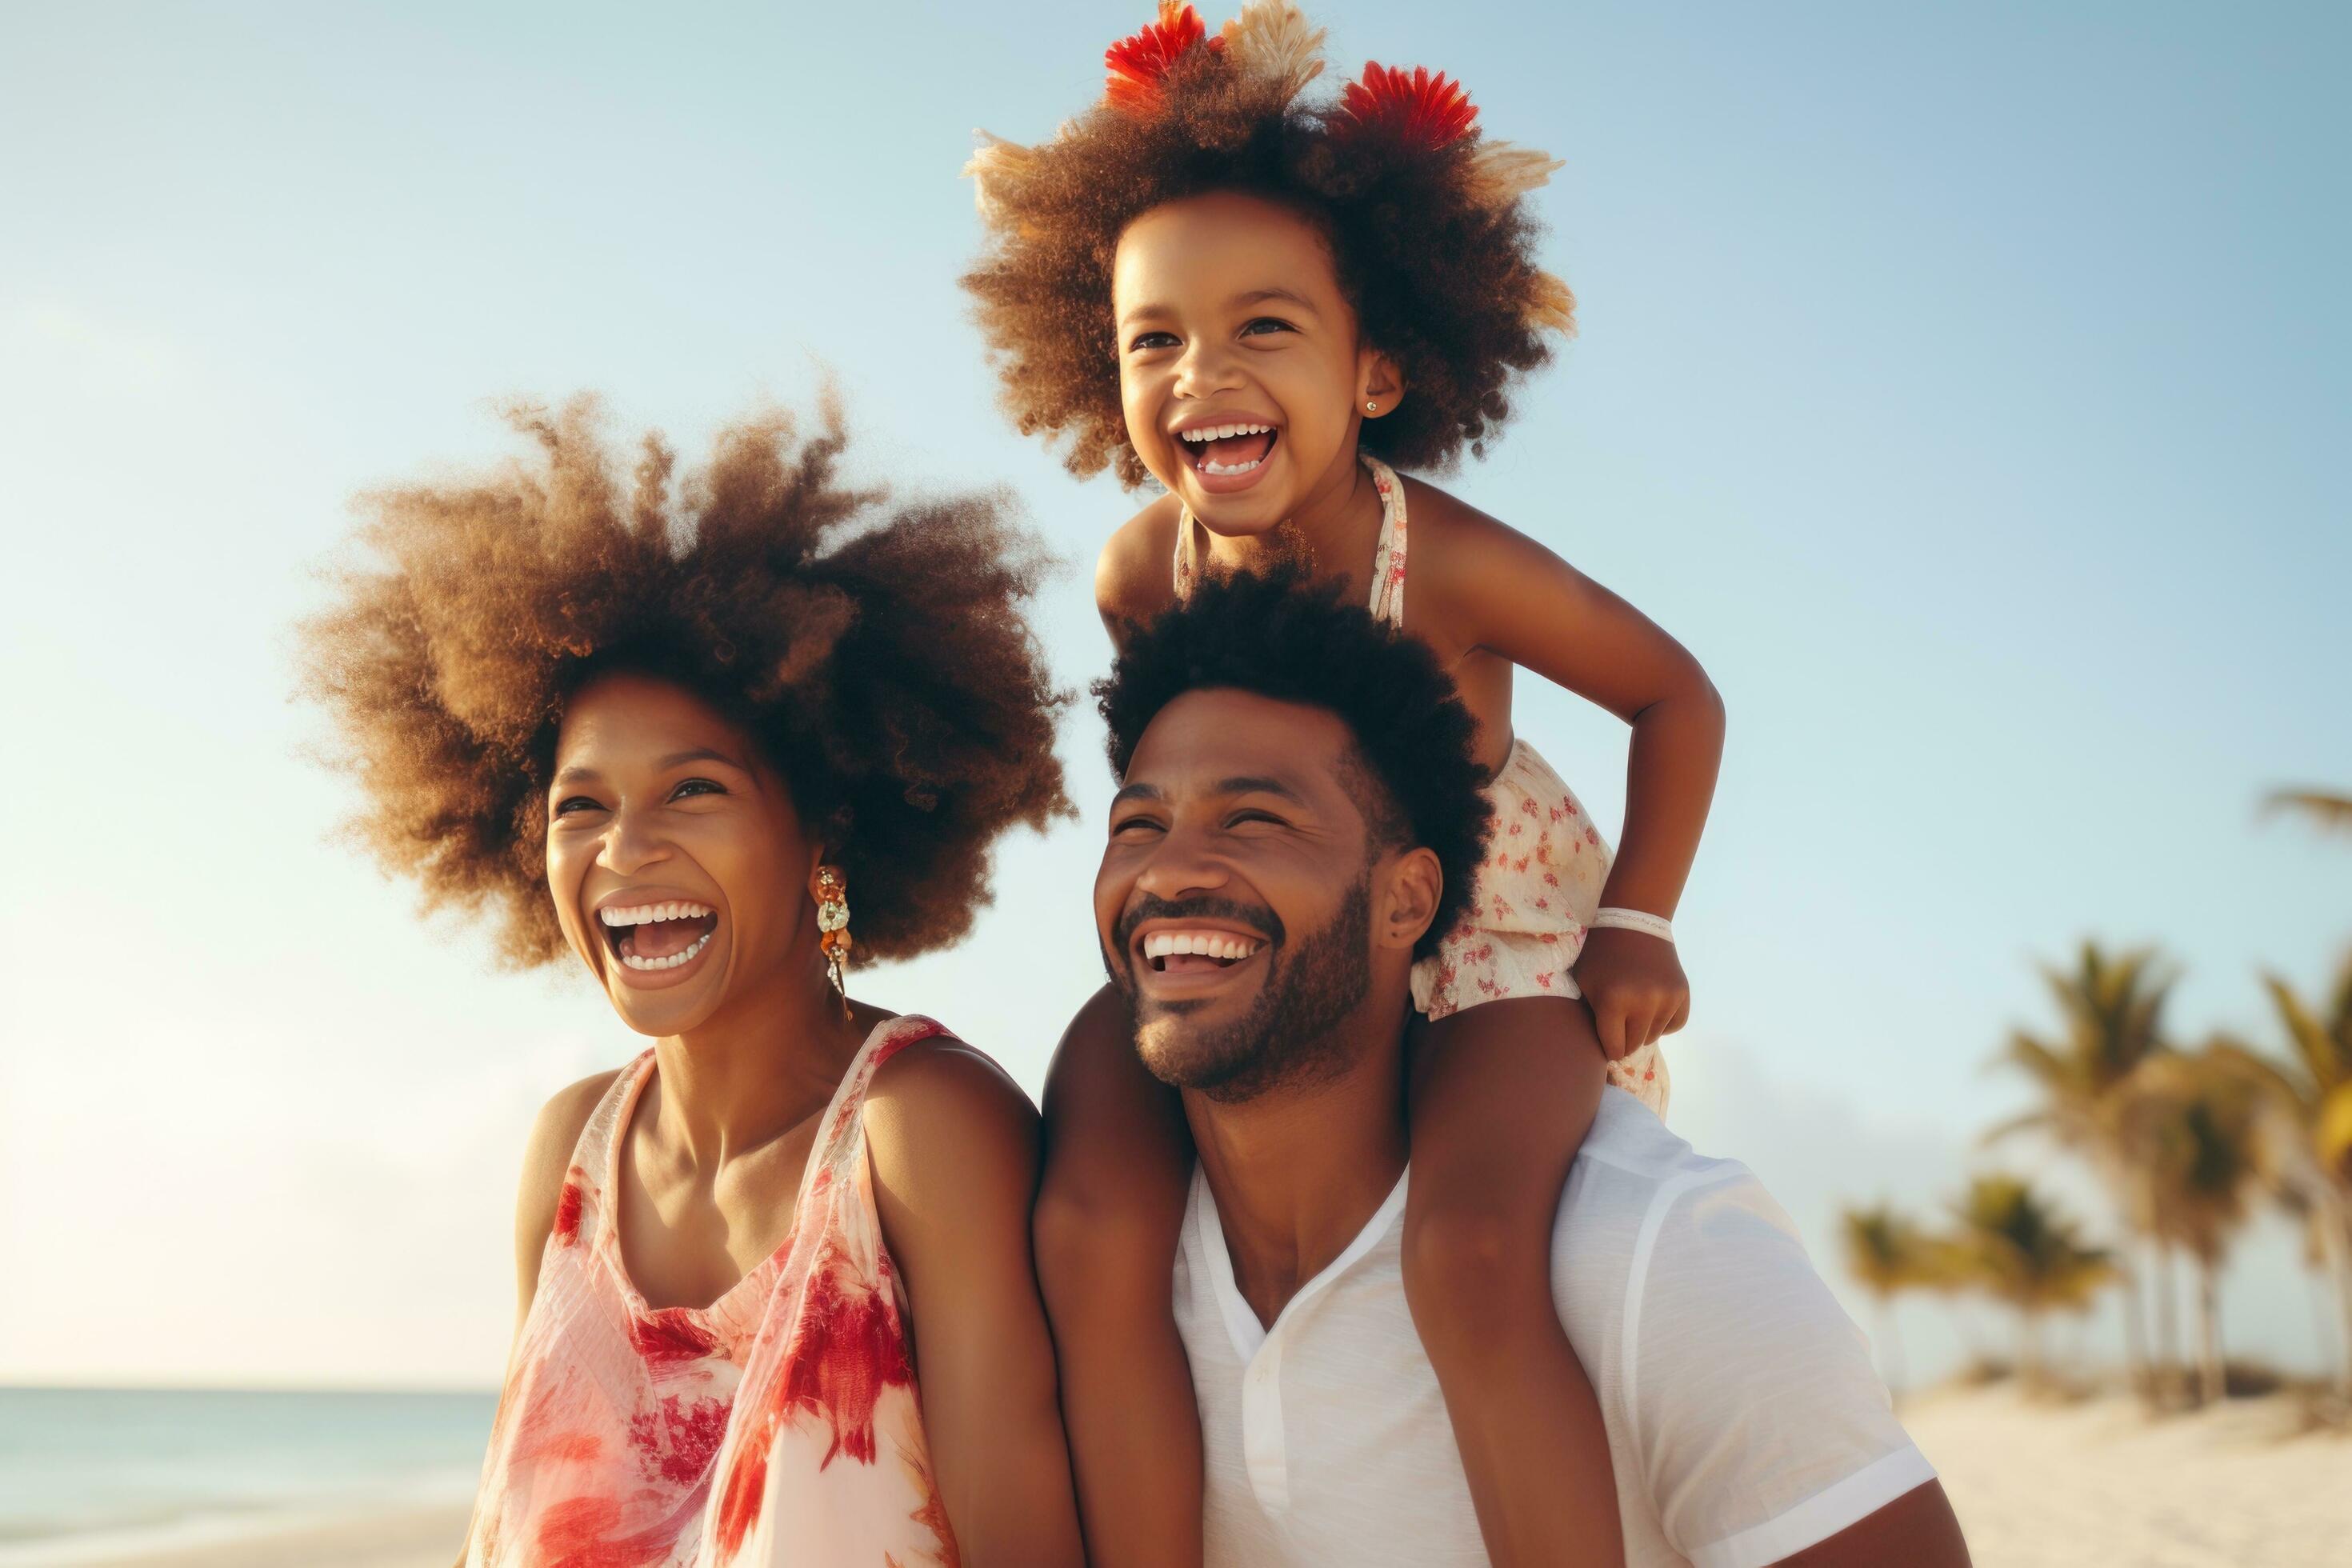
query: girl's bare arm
[{"left": 1415, "top": 491, "right": 1725, "bottom": 1054}]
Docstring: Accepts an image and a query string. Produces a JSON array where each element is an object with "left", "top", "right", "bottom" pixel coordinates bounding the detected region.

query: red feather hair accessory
[
  {"left": 1105, "top": 2, "right": 1224, "bottom": 112},
  {"left": 1337, "top": 62, "right": 1478, "bottom": 148}
]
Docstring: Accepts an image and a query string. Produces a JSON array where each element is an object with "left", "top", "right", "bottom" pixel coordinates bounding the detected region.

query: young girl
[
  {"left": 965, "top": 6, "right": 1723, "bottom": 1563},
  {"left": 299, "top": 398, "right": 1085, "bottom": 1566}
]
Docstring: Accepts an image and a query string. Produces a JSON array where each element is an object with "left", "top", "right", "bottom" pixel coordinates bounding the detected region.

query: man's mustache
[{"left": 1110, "top": 894, "right": 1286, "bottom": 967}]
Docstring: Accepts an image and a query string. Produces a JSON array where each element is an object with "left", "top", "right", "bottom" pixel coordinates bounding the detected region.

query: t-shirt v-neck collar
[{"left": 1189, "top": 1162, "right": 1413, "bottom": 1364}]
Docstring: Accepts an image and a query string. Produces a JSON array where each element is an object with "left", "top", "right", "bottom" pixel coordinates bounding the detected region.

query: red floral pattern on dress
[
  {"left": 553, "top": 1169, "right": 586, "bottom": 1246},
  {"left": 634, "top": 1396, "right": 732, "bottom": 1487},
  {"left": 463, "top": 1017, "right": 964, "bottom": 1567}
]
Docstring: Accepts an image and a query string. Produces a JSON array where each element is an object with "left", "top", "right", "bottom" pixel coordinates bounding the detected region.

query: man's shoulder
[
  {"left": 1559, "top": 1088, "right": 1779, "bottom": 1238},
  {"left": 1552, "top": 1090, "right": 1819, "bottom": 1337}
]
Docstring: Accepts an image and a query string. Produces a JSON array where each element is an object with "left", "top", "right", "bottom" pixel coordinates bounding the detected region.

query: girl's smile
[{"left": 1173, "top": 414, "right": 1282, "bottom": 492}]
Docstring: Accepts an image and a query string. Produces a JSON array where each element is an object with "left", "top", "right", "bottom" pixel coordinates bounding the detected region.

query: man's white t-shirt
[{"left": 1173, "top": 1088, "right": 1936, "bottom": 1567}]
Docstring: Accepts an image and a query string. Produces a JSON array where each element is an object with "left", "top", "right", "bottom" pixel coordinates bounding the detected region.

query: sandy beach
[
  {"left": 42, "top": 1386, "right": 2349, "bottom": 1566},
  {"left": 55, "top": 1504, "right": 471, "bottom": 1568},
  {"left": 1904, "top": 1384, "right": 2352, "bottom": 1567}
]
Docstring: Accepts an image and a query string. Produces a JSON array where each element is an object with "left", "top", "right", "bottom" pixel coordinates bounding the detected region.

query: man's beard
[{"left": 1114, "top": 878, "right": 1374, "bottom": 1104}]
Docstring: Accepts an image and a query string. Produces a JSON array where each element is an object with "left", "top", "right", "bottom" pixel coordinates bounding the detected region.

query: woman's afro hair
[
  {"left": 1095, "top": 562, "right": 1493, "bottom": 958},
  {"left": 963, "top": 1, "right": 1576, "bottom": 490},
  {"left": 298, "top": 394, "right": 1071, "bottom": 969}
]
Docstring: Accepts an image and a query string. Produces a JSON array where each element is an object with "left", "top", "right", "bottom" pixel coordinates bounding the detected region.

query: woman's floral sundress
[{"left": 464, "top": 1014, "right": 962, "bottom": 1566}]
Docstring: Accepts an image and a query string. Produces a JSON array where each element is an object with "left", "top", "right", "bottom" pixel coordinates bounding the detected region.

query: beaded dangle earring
[{"left": 815, "top": 866, "right": 853, "bottom": 1019}]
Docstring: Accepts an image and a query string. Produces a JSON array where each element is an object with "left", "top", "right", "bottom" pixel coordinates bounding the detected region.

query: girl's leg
[
  {"left": 1035, "top": 983, "right": 1202, "bottom": 1568},
  {"left": 1404, "top": 995, "right": 1625, "bottom": 1568}
]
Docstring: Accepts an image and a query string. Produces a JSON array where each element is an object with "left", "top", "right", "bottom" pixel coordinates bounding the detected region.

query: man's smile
[{"left": 1123, "top": 912, "right": 1276, "bottom": 999}]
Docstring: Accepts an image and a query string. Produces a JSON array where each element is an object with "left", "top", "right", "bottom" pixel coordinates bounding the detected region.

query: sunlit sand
[
  {"left": 60, "top": 1503, "right": 470, "bottom": 1568},
  {"left": 1906, "top": 1382, "right": 2351, "bottom": 1567},
  {"left": 56, "top": 1384, "right": 2352, "bottom": 1566}
]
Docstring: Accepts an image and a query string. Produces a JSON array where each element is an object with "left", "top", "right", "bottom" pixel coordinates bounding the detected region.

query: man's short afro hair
[
  {"left": 1095, "top": 563, "right": 1493, "bottom": 958},
  {"left": 963, "top": 1, "right": 1576, "bottom": 489},
  {"left": 298, "top": 394, "right": 1071, "bottom": 969}
]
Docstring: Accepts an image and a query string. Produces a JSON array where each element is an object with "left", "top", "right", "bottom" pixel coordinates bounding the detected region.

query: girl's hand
[{"left": 1572, "top": 927, "right": 1690, "bottom": 1060}]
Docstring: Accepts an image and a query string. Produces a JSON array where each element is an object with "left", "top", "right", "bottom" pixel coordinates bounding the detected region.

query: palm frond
[
  {"left": 2260, "top": 973, "right": 2338, "bottom": 1099},
  {"left": 1841, "top": 1202, "right": 1936, "bottom": 1295},
  {"left": 1950, "top": 1174, "right": 2116, "bottom": 1312},
  {"left": 2125, "top": 1046, "right": 2267, "bottom": 1266},
  {"left": 2260, "top": 788, "right": 2352, "bottom": 834},
  {"left": 1980, "top": 1107, "right": 2057, "bottom": 1147}
]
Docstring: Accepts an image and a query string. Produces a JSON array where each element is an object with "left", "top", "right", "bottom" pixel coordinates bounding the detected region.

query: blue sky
[{"left": 1, "top": 1, "right": 2344, "bottom": 1388}]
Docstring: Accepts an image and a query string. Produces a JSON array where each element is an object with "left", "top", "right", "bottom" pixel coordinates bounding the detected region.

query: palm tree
[
  {"left": 1988, "top": 942, "right": 2178, "bottom": 1395},
  {"left": 2262, "top": 788, "right": 2352, "bottom": 837},
  {"left": 1950, "top": 1174, "right": 2118, "bottom": 1389},
  {"left": 2239, "top": 954, "right": 2352, "bottom": 1401},
  {"left": 2122, "top": 1047, "right": 2267, "bottom": 1406},
  {"left": 1841, "top": 1202, "right": 1934, "bottom": 1398}
]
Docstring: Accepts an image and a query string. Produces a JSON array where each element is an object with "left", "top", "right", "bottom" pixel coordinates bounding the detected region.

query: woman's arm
[
  {"left": 1417, "top": 492, "right": 1726, "bottom": 1055},
  {"left": 866, "top": 1042, "right": 1085, "bottom": 1568}
]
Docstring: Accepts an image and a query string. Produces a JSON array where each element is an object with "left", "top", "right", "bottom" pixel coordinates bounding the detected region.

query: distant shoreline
[
  {"left": 0, "top": 1387, "right": 490, "bottom": 1568},
  {"left": 5, "top": 1502, "right": 474, "bottom": 1568},
  {"left": 0, "top": 1383, "right": 498, "bottom": 1398}
]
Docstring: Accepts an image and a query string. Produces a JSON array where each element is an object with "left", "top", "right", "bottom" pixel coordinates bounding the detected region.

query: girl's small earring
[
  {"left": 815, "top": 866, "right": 853, "bottom": 1021},
  {"left": 1365, "top": 402, "right": 1378, "bottom": 414}
]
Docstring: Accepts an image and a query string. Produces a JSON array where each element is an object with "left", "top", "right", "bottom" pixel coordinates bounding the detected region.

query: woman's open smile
[{"left": 594, "top": 891, "right": 722, "bottom": 987}]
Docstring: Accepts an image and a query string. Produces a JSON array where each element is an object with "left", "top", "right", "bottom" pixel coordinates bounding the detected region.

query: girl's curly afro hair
[
  {"left": 298, "top": 394, "right": 1071, "bottom": 969},
  {"left": 962, "top": 1, "right": 1575, "bottom": 490},
  {"left": 1095, "top": 562, "right": 1493, "bottom": 958}
]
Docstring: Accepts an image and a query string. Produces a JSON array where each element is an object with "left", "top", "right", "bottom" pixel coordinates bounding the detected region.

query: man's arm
[{"left": 1779, "top": 1480, "right": 1969, "bottom": 1566}]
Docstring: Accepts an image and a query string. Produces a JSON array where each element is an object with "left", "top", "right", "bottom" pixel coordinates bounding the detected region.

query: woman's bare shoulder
[
  {"left": 512, "top": 1067, "right": 624, "bottom": 1310},
  {"left": 867, "top": 1035, "right": 1039, "bottom": 1166},
  {"left": 517, "top": 1070, "right": 622, "bottom": 1228}
]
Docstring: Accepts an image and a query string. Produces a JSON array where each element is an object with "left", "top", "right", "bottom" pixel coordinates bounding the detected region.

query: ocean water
[{"left": 0, "top": 1387, "right": 494, "bottom": 1563}]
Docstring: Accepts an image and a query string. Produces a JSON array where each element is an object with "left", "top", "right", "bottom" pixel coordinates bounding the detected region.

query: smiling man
[{"left": 1083, "top": 567, "right": 1970, "bottom": 1567}]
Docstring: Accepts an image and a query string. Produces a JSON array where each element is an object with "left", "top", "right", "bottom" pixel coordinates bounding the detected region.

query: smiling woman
[{"left": 295, "top": 396, "right": 1084, "bottom": 1567}]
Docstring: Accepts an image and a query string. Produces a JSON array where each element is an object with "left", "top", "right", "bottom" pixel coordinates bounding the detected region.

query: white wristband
[{"left": 1591, "top": 907, "right": 1674, "bottom": 944}]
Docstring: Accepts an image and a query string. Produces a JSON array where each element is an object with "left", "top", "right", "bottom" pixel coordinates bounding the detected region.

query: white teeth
[
  {"left": 1202, "top": 457, "right": 1262, "bottom": 476},
  {"left": 620, "top": 931, "right": 712, "bottom": 971},
  {"left": 598, "top": 901, "right": 713, "bottom": 926},
  {"left": 1179, "top": 422, "right": 1272, "bottom": 443},
  {"left": 1142, "top": 931, "right": 1262, "bottom": 962}
]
